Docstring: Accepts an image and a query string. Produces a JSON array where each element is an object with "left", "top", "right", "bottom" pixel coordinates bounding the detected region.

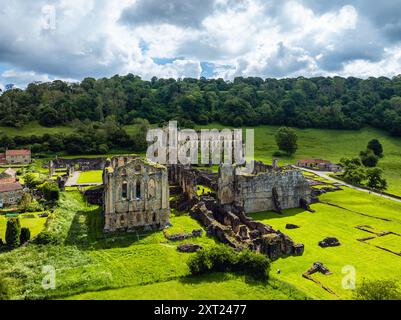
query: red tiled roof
[
  {"left": 0, "top": 182, "right": 23, "bottom": 193},
  {"left": 6, "top": 149, "right": 31, "bottom": 156},
  {"left": 0, "top": 153, "right": 5, "bottom": 159},
  {"left": 0, "top": 178, "right": 17, "bottom": 184},
  {"left": 298, "top": 159, "right": 331, "bottom": 165}
]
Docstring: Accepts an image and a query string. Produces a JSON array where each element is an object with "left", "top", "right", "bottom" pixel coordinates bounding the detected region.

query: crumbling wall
[
  {"left": 190, "top": 198, "right": 304, "bottom": 261},
  {"left": 218, "top": 162, "right": 311, "bottom": 213}
]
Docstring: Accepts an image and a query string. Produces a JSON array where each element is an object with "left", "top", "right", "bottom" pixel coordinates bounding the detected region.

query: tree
[
  {"left": 40, "top": 182, "right": 60, "bottom": 201},
  {"left": 366, "top": 168, "right": 387, "bottom": 191},
  {"left": 275, "top": 127, "right": 298, "bottom": 156},
  {"left": 340, "top": 157, "right": 366, "bottom": 185},
  {"left": 360, "top": 149, "right": 379, "bottom": 167},
  {"left": 5, "top": 218, "right": 21, "bottom": 248},
  {"left": 354, "top": 279, "right": 401, "bottom": 300},
  {"left": 20, "top": 227, "right": 31, "bottom": 244},
  {"left": 367, "top": 139, "right": 383, "bottom": 157},
  {"left": 23, "top": 173, "right": 39, "bottom": 189}
]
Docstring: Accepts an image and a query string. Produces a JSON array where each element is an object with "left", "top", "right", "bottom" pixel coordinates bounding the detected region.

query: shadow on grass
[
  {"left": 64, "top": 207, "right": 161, "bottom": 250},
  {"left": 179, "top": 272, "right": 268, "bottom": 287}
]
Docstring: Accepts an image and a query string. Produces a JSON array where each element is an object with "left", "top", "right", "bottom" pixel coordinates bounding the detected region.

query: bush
[
  {"left": 354, "top": 279, "right": 401, "bottom": 300},
  {"left": 40, "top": 182, "right": 60, "bottom": 201},
  {"left": 5, "top": 218, "right": 21, "bottom": 248},
  {"left": 187, "top": 245, "right": 270, "bottom": 281},
  {"left": 20, "top": 227, "right": 31, "bottom": 244},
  {"left": 34, "top": 230, "right": 60, "bottom": 245}
]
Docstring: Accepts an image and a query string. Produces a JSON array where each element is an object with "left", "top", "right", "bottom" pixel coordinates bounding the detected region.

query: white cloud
[{"left": 0, "top": 0, "right": 400, "bottom": 87}]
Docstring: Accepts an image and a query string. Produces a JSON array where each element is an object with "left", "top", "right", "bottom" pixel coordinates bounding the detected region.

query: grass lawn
[
  {"left": 4, "top": 192, "right": 296, "bottom": 300},
  {"left": 66, "top": 273, "right": 308, "bottom": 300},
  {"left": 0, "top": 121, "right": 74, "bottom": 137},
  {"left": 77, "top": 171, "right": 103, "bottom": 184},
  {"left": 249, "top": 186, "right": 401, "bottom": 300},
  {"left": 0, "top": 213, "right": 47, "bottom": 241}
]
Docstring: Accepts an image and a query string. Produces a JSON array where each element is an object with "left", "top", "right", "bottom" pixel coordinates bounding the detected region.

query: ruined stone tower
[{"left": 103, "top": 156, "right": 170, "bottom": 232}]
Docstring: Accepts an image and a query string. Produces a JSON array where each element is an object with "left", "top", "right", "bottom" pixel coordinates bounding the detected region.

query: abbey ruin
[
  {"left": 50, "top": 154, "right": 312, "bottom": 260},
  {"left": 103, "top": 156, "right": 170, "bottom": 232}
]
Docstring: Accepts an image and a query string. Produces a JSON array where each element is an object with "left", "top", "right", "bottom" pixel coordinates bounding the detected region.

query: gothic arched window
[
  {"left": 122, "top": 181, "right": 128, "bottom": 199},
  {"left": 136, "top": 180, "right": 141, "bottom": 199}
]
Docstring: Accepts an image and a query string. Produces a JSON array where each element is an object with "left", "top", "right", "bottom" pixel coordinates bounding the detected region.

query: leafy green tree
[
  {"left": 5, "top": 218, "right": 21, "bottom": 248},
  {"left": 367, "top": 139, "right": 383, "bottom": 157},
  {"left": 354, "top": 279, "right": 401, "bottom": 300},
  {"left": 275, "top": 127, "right": 298, "bottom": 156},
  {"left": 360, "top": 149, "right": 379, "bottom": 167},
  {"left": 23, "top": 173, "right": 39, "bottom": 189},
  {"left": 340, "top": 157, "right": 366, "bottom": 185},
  {"left": 40, "top": 182, "right": 60, "bottom": 201},
  {"left": 366, "top": 168, "right": 387, "bottom": 191}
]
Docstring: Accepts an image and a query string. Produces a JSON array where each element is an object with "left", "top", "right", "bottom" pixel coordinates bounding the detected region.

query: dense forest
[{"left": 1, "top": 74, "right": 401, "bottom": 154}]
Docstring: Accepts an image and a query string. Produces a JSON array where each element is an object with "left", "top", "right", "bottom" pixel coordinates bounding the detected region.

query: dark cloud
[{"left": 119, "top": 0, "right": 215, "bottom": 28}]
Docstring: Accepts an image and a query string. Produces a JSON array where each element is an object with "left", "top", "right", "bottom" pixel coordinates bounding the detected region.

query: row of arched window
[{"left": 121, "top": 179, "right": 156, "bottom": 200}]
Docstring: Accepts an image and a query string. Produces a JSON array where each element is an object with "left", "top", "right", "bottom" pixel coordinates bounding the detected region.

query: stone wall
[
  {"left": 218, "top": 162, "right": 311, "bottom": 213},
  {"left": 49, "top": 157, "right": 106, "bottom": 174}
]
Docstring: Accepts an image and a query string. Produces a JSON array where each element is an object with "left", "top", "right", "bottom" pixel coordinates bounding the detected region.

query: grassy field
[
  {"left": 0, "top": 192, "right": 308, "bottom": 300},
  {"left": 0, "top": 121, "right": 74, "bottom": 137},
  {"left": 67, "top": 273, "right": 308, "bottom": 300},
  {"left": 77, "top": 171, "right": 103, "bottom": 184},
  {"left": 250, "top": 186, "right": 401, "bottom": 300},
  {"left": 0, "top": 213, "right": 47, "bottom": 241}
]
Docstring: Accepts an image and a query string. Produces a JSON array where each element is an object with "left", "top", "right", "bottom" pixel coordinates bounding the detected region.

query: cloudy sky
[{"left": 1, "top": 0, "right": 401, "bottom": 89}]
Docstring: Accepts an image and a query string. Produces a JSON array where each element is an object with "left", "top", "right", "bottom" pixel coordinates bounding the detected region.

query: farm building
[
  {"left": 0, "top": 149, "right": 31, "bottom": 164},
  {"left": 296, "top": 159, "right": 342, "bottom": 172}
]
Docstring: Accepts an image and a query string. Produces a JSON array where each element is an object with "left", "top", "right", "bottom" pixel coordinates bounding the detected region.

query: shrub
[
  {"left": 187, "top": 245, "right": 270, "bottom": 281},
  {"left": 20, "top": 227, "right": 31, "bottom": 244},
  {"left": 354, "top": 279, "right": 401, "bottom": 300},
  {"left": 40, "top": 182, "right": 60, "bottom": 201},
  {"left": 34, "top": 230, "right": 60, "bottom": 245},
  {"left": 5, "top": 218, "right": 21, "bottom": 248}
]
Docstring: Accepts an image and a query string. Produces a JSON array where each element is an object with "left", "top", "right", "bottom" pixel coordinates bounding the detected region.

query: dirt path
[
  {"left": 65, "top": 171, "right": 81, "bottom": 187},
  {"left": 295, "top": 166, "right": 401, "bottom": 204}
]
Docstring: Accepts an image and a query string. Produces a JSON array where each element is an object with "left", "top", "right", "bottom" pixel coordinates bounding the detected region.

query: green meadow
[
  {"left": 250, "top": 186, "right": 401, "bottom": 300},
  {"left": 2, "top": 192, "right": 304, "bottom": 300},
  {"left": 76, "top": 171, "right": 103, "bottom": 184},
  {"left": 0, "top": 121, "right": 74, "bottom": 137}
]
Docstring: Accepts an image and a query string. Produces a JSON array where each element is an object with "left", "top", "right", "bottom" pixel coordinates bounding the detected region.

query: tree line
[{"left": 1, "top": 74, "right": 401, "bottom": 136}]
